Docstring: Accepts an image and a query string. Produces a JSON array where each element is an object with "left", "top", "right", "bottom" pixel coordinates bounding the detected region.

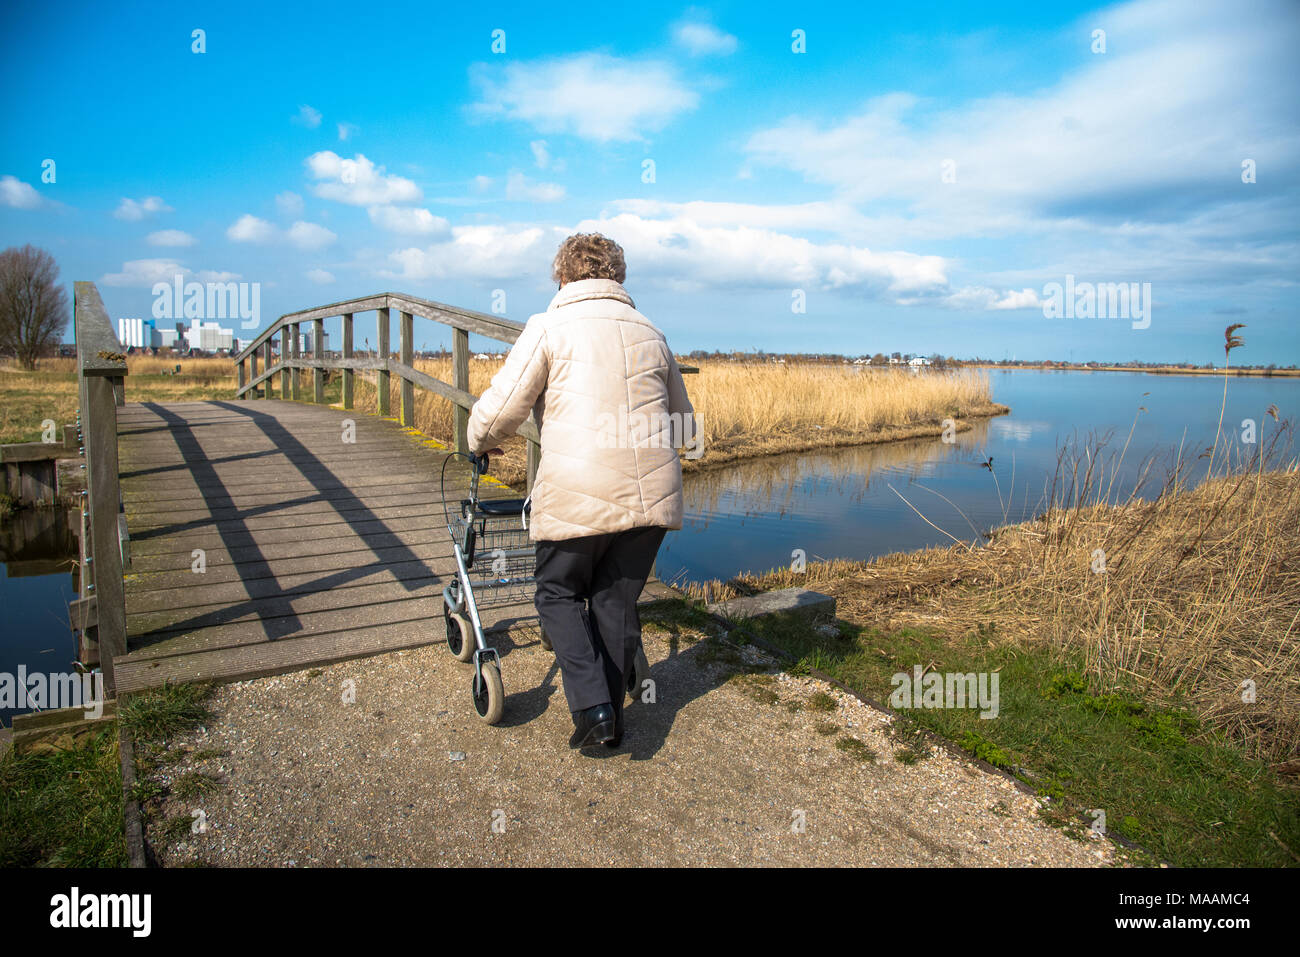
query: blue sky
[{"left": 1, "top": 0, "right": 1297, "bottom": 363}]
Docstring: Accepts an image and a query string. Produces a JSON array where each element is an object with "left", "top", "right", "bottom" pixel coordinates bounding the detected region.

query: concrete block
[{"left": 707, "top": 587, "right": 836, "bottom": 626}]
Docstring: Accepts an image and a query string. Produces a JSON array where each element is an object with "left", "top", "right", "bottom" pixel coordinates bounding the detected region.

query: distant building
[
  {"left": 117, "top": 317, "right": 162, "bottom": 348},
  {"left": 908, "top": 356, "right": 931, "bottom": 368},
  {"left": 298, "top": 329, "right": 329, "bottom": 354}
]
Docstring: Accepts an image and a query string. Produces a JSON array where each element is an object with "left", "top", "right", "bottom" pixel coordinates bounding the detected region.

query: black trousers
[{"left": 533, "top": 526, "right": 667, "bottom": 714}]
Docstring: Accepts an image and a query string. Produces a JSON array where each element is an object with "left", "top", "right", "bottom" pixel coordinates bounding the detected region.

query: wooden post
[
  {"left": 237, "top": 356, "right": 245, "bottom": 396},
  {"left": 250, "top": 348, "right": 259, "bottom": 399},
  {"left": 377, "top": 307, "right": 391, "bottom": 416},
  {"left": 73, "top": 282, "right": 130, "bottom": 697},
  {"left": 290, "top": 323, "right": 300, "bottom": 400},
  {"left": 263, "top": 339, "right": 273, "bottom": 399},
  {"left": 453, "top": 327, "right": 469, "bottom": 454},
  {"left": 400, "top": 310, "right": 414, "bottom": 427},
  {"left": 313, "top": 318, "right": 325, "bottom": 404},
  {"left": 83, "top": 375, "right": 127, "bottom": 693},
  {"left": 279, "top": 328, "right": 290, "bottom": 397},
  {"left": 526, "top": 439, "right": 540, "bottom": 493},
  {"left": 342, "top": 313, "right": 354, "bottom": 410}
]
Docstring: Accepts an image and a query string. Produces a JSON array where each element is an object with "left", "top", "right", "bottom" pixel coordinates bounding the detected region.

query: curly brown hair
[{"left": 551, "top": 233, "right": 627, "bottom": 286}]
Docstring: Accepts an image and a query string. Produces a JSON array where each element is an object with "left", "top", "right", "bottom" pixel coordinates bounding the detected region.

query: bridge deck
[{"left": 112, "top": 400, "right": 672, "bottom": 694}]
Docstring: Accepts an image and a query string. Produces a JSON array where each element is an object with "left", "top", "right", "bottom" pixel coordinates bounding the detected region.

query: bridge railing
[
  {"left": 71, "top": 281, "right": 130, "bottom": 695},
  {"left": 233, "top": 293, "right": 544, "bottom": 486}
]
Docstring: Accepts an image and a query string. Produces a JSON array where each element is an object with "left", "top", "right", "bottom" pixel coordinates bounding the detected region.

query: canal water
[
  {"left": 0, "top": 507, "right": 80, "bottom": 727},
  {"left": 657, "top": 370, "right": 1298, "bottom": 584}
]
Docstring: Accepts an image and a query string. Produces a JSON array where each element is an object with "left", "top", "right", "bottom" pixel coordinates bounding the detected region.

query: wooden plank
[
  {"left": 127, "top": 576, "right": 447, "bottom": 639},
  {"left": 113, "top": 584, "right": 669, "bottom": 693},
  {"left": 387, "top": 292, "right": 524, "bottom": 344},
  {"left": 113, "top": 397, "right": 587, "bottom": 695},
  {"left": 0, "top": 441, "right": 68, "bottom": 463},
  {"left": 232, "top": 294, "right": 388, "bottom": 363}
]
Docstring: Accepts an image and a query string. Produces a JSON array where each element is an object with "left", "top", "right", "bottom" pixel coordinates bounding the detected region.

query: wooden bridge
[{"left": 70, "top": 283, "right": 675, "bottom": 697}]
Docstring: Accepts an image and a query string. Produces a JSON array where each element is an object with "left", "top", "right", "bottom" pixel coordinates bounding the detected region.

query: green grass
[
  {"left": 835, "top": 736, "right": 877, "bottom": 762},
  {"left": 0, "top": 366, "right": 345, "bottom": 444},
  {"left": 0, "top": 683, "right": 217, "bottom": 867},
  {"left": 729, "top": 605, "right": 1300, "bottom": 868},
  {"left": 119, "top": 683, "right": 221, "bottom": 854},
  {"left": 0, "top": 728, "right": 128, "bottom": 866},
  {"left": 119, "top": 682, "right": 213, "bottom": 744}
]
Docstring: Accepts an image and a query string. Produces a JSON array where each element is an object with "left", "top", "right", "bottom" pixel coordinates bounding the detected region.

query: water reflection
[
  {"left": 1, "top": 507, "right": 79, "bottom": 726},
  {"left": 683, "top": 418, "right": 993, "bottom": 530},
  {"left": 658, "top": 370, "right": 1298, "bottom": 585}
]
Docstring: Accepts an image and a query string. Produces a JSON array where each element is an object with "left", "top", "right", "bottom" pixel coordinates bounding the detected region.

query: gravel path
[{"left": 143, "top": 619, "right": 1116, "bottom": 867}]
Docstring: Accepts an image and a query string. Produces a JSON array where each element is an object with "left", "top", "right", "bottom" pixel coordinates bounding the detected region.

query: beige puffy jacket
[{"left": 466, "top": 278, "right": 695, "bottom": 541}]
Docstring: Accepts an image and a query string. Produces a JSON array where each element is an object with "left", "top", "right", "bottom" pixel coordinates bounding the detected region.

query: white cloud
[
  {"left": 744, "top": 2, "right": 1300, "bottom": 240},
  {"left": 338, "top": 122, "right": 359, "bottom": 141},
  {"left": 367, "top": 205, "right": 451, "bottom": 236},
  {"left": 673, "top": 20, "right": 738, "bottom": 56},
  {"left": 99, "top": 259, "right": 184, "bottom": 287},
  {"left": 1, "top": 175, "right": 43, "bottom": 209},
  {"left": 470, "top": 53, "right": 698, "bottom": 142},
  {"left": 529, "top": 140, "right": 551, "bottom": 169},
  {"left": 505, "top": 172, "right": 565, "bottom": 203},
  {"left": 306, "top": 268, "right": 336, "bottom": 284},
  {"left": 381, "top": 212, "right": 951, "bottom": 301},
  {"left": 99, "top": 260, "right": 241, "bottom": 287},
  {"left": 306, "top": 151, "right": 423, "bottom": 206},
  {"left": 294, "top": 104, "right": 322, "bottom": 128},
  {"left": 385, "top": 225, "right": 558, "bottom": 282},
  {"left": 945, "top": 286, "right": 1042, "bottom": 311},
  {"left": 227, "top": 214, "right": 334, "bottom": 248},
  {"left": 471, "top": 175, "right": 493, "bottom": 193},
  {"left": 147, "top": 229, "right": 197, "bottom": 247},
  {"left": 608, "top": 198, "right": 873, "bottom": 235},
  {"left": 226, "top": 214, "right": 276, "bottom": 243},
  {"left": 114, "top": 196, "right": 172, "bottom": 221},
  {"left": 287, "top": 220, "right": 337, "bottom": 250},
  {"left": 275, "top": 190, "right": 304, "bottom": 218}
]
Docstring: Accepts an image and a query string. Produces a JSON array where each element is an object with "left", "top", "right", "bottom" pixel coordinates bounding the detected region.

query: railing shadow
[{"left": 128, "top": 400, "right": 441, "bottom": 648}]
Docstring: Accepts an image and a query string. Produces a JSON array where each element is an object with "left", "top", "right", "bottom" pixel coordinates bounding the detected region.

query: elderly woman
[{"left": 467, "top": 233, "right": 695, "bottom": 751}]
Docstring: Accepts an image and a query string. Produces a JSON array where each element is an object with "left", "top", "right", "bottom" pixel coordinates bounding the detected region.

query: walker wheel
[
  {"left": 472, "top": 659, "right": 505, "bottom": 724},
  {"left": 444, "top": 607, "right": 476, "bottom": 662}
]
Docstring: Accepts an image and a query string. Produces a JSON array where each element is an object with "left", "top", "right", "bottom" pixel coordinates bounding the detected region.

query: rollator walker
[{"left": 439, "top": 449, "right": 550, "bottom": 724}]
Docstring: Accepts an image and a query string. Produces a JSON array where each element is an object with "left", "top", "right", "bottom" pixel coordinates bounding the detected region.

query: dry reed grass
[
  {"left": 345, "top": 359, "right": 1001, "bottom": 485},
  {"left": 689, "top": 423, "right": 1300, "bottom": 763}
]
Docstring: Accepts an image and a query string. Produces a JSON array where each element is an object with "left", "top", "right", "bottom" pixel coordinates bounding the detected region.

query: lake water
[{"left": 656, "top": 370, "right": 1298, "bottom": 585}]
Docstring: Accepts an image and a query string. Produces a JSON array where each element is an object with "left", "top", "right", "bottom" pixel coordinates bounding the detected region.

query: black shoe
[{"left": 569, "top": 703, "right": 616, "bottom": 749}]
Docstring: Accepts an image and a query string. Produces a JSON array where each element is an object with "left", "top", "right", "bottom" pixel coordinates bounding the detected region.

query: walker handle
[{"left": 468, "top": 448, "right": 503, "bottom": 475}]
